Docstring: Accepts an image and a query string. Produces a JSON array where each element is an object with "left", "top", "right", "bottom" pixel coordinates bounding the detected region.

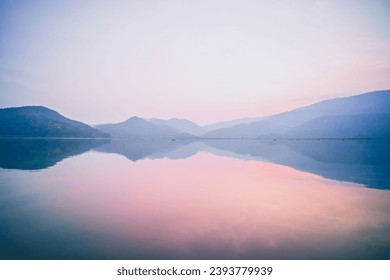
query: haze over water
[{"left": 1, "top": 139, "right": 389, "bottom": 259}]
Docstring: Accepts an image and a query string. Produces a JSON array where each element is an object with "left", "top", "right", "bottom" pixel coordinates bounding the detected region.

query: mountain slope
[
  {"left": 203, "top": 116, "right": 266, "bottom": 132},
  {"left": 204, "top": 89, "right": 390, "bottom": 138},
  {"left": 287, "top": 114, "right": 390, "bottom": 138},
  {"left": 0, "top": 106, "right": 108, "bottom": 138},
  {"left": 148, "top": 118, "right": 204, "bottom": 136},
  {"left": 95, "top": 117, "right": 193, "bottom": 138}
]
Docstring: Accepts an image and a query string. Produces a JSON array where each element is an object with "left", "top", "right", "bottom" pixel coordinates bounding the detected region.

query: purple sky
[{"left": 1, "top": 0, "right": 389, "bottom": 125}]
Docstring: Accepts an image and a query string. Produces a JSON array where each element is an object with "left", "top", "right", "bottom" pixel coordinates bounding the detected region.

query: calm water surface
[{"left": 0, "top": 139, "right": 389, "bottom": 259}]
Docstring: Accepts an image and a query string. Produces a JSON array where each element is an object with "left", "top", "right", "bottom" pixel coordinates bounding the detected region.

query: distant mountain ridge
[
  {"left": 0, "top": 106, "right": 108, "bottom": 138},
  {"left": 2, "top": 89, "right": 389, "bottom": 138},
  {"left": 287, "top": 114, "right": 390, "bottom": 138},
  {"left": 95, "top": 116, "right": 194, "bottom": 138},
  {"left": 203, "top": 116, "right": 266, "bottom": 132},
  {"left": 147, "top": 118, "right": 205, "bottom": 136},
  {"left": 204, "top": 89, "right": 390, "bottom": 138}
]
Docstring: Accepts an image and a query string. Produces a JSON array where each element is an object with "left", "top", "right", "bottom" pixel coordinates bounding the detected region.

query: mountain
[
  {"left": 0, "top": 106, "right": 108, "bottom": 138},
  {"left": 287, "top": 114, "right": 390, "bottom": 138},
  {"left": 148, "top": 118, "right": 204, "bottom": 136},
  {"left": 148, "top": 116, "right": 269, "bottom": 136},
  {"left": 204, "top": 90, "right": 390, "bottom": 138},
  {"left": 203, "top": 116, "right": 266, "bottom": 132},
  {"left": 95, "top": 116, "right": 194, "bottom": 138}
]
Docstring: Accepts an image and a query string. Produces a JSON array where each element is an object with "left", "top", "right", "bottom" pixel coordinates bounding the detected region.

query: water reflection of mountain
[
  {"left": 203, "top": 139, "right": 390, "bottom": 190},
  {"left": 94, "top": 138, "right": 197, "bottom": 161},
  {"left": 1, "top": 138, "right": 389, "bottom": 190},
  {"left": 93, "top": 138, "right": 390, "bottom": 189},
  {"left": 0, "top": 138, "right": 108, "bottom": 170}
]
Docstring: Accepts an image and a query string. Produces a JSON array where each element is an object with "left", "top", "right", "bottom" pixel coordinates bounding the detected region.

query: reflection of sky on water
[{"left": 1, "top": 150, "right": 389, "bottom": 259}]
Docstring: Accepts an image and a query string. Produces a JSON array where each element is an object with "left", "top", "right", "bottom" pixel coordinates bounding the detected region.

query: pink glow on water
[{"left": 26, "top": 151, "right": 390, "bottom": 258}]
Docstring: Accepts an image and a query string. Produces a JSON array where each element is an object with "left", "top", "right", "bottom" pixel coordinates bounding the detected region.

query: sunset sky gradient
[{"left": 1, "top": 0, "right": 389, "bottom": 124}]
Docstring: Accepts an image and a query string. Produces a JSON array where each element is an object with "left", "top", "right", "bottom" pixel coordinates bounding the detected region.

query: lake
[{"left": 0, "top": 138, "right": 390, "bottom": 259}]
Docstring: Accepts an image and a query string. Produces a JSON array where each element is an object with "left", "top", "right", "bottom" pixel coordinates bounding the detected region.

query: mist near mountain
[
  {"left": 2, "top": 90, "right": 390, "bottom": 139},
  {"left": 287, "top": 114, "right": 390, "bottom": 138},
  {"left": 204, "top": 90, "right": 390, "bottom": 138},
  {"left": 203, "top": 116, "right": 266, "bottom": 132},
  {"left": 95, "top": 116, "right": 194, "bottom": 138},
  {"left": 148, "top": 118, "right": 205, "bottom": 136}
]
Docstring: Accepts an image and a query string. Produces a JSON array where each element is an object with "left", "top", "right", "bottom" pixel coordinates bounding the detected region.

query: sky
[{"left": 0, "top": 0, "right": 389, "bottom": 125}]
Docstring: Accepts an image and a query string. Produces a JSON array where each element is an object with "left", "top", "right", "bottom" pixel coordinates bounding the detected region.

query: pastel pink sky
[{"left": 1, "top": 0, "right": 390, "bottom": 125}]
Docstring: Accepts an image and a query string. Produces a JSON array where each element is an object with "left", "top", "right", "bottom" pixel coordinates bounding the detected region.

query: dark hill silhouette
[{"left": 0, "top": 106, "right": 108, "bottom": 138}]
